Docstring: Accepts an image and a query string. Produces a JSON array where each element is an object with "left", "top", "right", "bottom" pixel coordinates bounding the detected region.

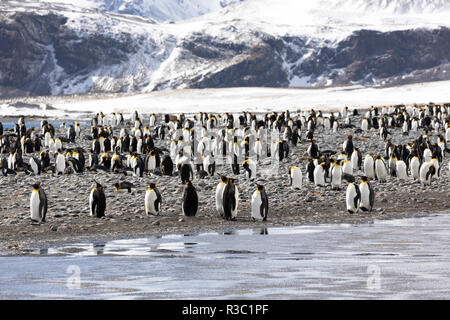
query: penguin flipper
[{"left": 355, "top": 185, "right": 361, "bottom": 209}]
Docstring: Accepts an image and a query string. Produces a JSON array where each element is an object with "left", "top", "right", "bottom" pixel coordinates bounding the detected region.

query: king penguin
[
  {"left": 30, "top": 183, "right": 47, "bottom": 223},
  {"left": 182, "top": 180, "right": 198, "bottom": 216},
  {"left": 289, "top": 166, "right": 302, "bottom": 189},
  {"left": 242, "top": 159, "right": 257, "bottom": 180},
  {"left": 359, "top": 176, "right": 374, "bottom": 212},
  {"left": 216, "top": 175, "right": 228, "bottom": 217},
  {"left": 419, "top": 162, "right": 436, "bottom": 186},
  {"left": 223, "top": 178, "right": 239, "bottom": 220},
  {"left": 251, "top": 184, "right": 268, "bottom": 221},
  {"left": 374, "top": 155, "right": 388, "bottom": 182},
  {"left": 89, "top": 181, "right": 106, "bottom": 218},
  {"left": 346, "top": 182, "right": 361, "bottom": 214},
  {"left": 145, "top": 183, "right": 162, "bottom": 215}
]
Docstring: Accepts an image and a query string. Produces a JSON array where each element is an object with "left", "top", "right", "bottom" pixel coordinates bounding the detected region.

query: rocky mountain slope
[{"left": 0, "top": 0, "right": 449, "bottom": 98}]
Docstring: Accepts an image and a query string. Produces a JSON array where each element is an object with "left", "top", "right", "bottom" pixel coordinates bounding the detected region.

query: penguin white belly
[
  {"left": 251, "top": 191, "right": 264, "bottom": 221},
  {"left": 359, "top": 183, "right": 371, "bottom": 210},
  {"left": 364, "top": 158, "right": 374, "bottom": 178},
  {"left": 342, "top": 161, "right": 353, "bottom": 175},
  {"left": 148, "top": 157, "right": 156, "bottom": 170},
  {"left": 231, "top": 186, "right": 239, "bottom": 218},
  {"left": 410, "top": 158, "right": 421, "bottom": 179},
  {"left": 351, "top": 152, "right": 359, "bottom": 170},
  {"left": 215, "top": 183, "right": 226, "bottom": 215},
  {"left": 145, "top": 190, "right": 158, "bottom": 214},
  {"left": 30, "top": 190, "right": 41, "bottom": 221},
  {"left": 331, "top": 166, "right": 342, "bottom": 189},
  {"left": 375, "top": 161, "right": 387, "bottom": 182},
  {"left": 30, "top": 158, "right": 38, "bottom": 174},
  {"left": 56, "top": 155, "right": 65, "bottom": 174},
  {"left": 290, "top": 167, "right": 302, "bottom": 189},
  {"left": 346, "top": 184, "right": 359, "bottom": 213},
  {"left": 313, "top": 166, "right": 325, "bottom": 186},
  {"left": 89, "top": 189, "right": 95, "bottom": 216},
  {"left": 396, "top": 161, "right": 408, "bottom": 180}
]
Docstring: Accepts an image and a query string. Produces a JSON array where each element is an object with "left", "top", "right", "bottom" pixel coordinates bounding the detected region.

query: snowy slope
[
  {"left": 1, "top": 81, "right": 449, "bottom": 119},
  {"left": 30, "top": 0, "right": 244, "bottom": 22}
]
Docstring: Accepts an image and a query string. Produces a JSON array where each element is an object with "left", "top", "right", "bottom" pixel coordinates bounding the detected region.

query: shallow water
[{"left": 1, "top": 213, "right": 450, "bottom": 299}]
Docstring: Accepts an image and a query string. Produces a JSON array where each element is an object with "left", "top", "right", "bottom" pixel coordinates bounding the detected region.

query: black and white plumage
[
  {"left": 223, "top": 178, "right": 239, "bottom": 221},
  {"left": 215, "top": 175, "right": 228, "bottom": 217},
  {"left": 346, "top": 182, "right": 361, "bottom": 214},
  {"left": 251, "top": 184, "right": 268, "bottom": 221},
  {"left": 30, "top": 183, "right": 47, "bottom": 223},
  {"left": 89, "top": 182, "right": 106, "bottom": 218},
  {"left": 114, "top": 181, "right": 135, "bottom": 193},
  {"left": 182, "top": 180, "right": 198, "bottom": 217},
  {"left": 145, "top": 183, "right": 162, "bottom": 215},
  {"left": 359, "top": 176, "right": 374, "bottom": 212}
]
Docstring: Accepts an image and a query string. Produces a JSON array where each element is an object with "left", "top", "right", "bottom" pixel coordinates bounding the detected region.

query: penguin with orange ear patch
[
  {"left": 30, "top": 183, "right": 47, "bottom": 223},
  {"left": 251, "top": 184, "right": 268, "bottom": 221},
  {"left": 145, "top": 183, "right": 162, "bottom": 215}
]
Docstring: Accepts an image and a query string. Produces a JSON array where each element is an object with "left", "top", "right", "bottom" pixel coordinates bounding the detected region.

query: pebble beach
[{"left": 1, "top": 108, "right": 449, "bottom": 255}]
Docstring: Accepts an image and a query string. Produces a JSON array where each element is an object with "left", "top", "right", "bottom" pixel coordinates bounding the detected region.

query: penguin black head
[
  {"left": 361, "top": 176, "right": 369, "bottom": 182},
  {"left": 148, "top": 183, "right": 157, "bottom": 189},
  {"left": 185, "top": 180, "right": 192, "bottom": 186},
  {"left": 94, "top": 181, "right": 104, "bottom": 190},
  {"left": 114, "top": 182, "right": 120, "bottom": 190},
  {"left": 31, "top": 183, "right": 41, "bottom": 190},
  {"left": 256, "top": 184, "right": 265, "bottom": 191},
  {"left": 220, "top": 175, "right": 228, "bottom": 183},
  {"left": 375, "top": 155, "right": 382, "bottom": 160}
]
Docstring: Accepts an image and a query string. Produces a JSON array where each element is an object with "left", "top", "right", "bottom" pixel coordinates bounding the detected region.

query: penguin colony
[{"left": 0, "top": 102, "right": 449, "bottom": 227}]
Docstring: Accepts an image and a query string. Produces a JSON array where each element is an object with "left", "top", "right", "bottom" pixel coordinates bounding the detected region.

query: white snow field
[{"left": 1, "top": 80, "right": 449, "bottom": 119}]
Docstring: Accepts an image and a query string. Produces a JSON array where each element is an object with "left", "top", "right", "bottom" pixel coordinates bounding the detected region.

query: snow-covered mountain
[
  {"left": 1, "top": 0, "right": 449, "bottom": 98},
  {"left": 26, "top": 0, "right": 244, "bottom": 22}
]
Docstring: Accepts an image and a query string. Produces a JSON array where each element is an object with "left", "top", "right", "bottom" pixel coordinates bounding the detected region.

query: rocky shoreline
[{"left": 1, "top": 110, "right": 449, "bottom": 255}]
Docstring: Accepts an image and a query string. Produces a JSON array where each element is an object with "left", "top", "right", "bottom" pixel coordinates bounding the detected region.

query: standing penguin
[
  {"left": 216, "top": 175, "right": 228, "bottom": 217},
  {"left": 145, "top": 183, "right": 162, "bottom": 215},
  {"left": 359, "top": 176, "right": 374, "bottom": 212},
  {"left": 330, "top": 161, "right": 342, "bottom": 190},
  {"left": 29, "top": 156, "right": 42, "bottom": 175},
  {"left": 374, "top": 155, "right": 388, "bottom": 182},
  {"left": 89, "top": 181, "right": 106, "bottom": 218},
  {"left": 160, "top": 154, "right": 174, "bottom": 176},
  {"left": 251, "top": 184, "right": 268, "bottom": 221},
  {"left": 30, "top": 183, "right": 47, "bottom": 223},
  {"left": 289, "top": 166, "right": 302, "bottom": 189},
  {"left": 242, "top": 159, "right": 257, "bottom": 180},
  {"left": 343, "top": 134, "right": 354, "bottom": 158},
  {"left": 419, "top": 162, "right": 436, "bottom": 186},
  {"left": 306, "top": 159, "right": 315, "bottom": 183},
  {"left": 410, "top": 154, "right": 421, "bottom": 180},
  {"left": 346, "top": 182, "right": 361, "bottom": 214},
  {"left": 313, "top": 162, "right": 326, "bottom": 187},
  {"left": 182, "top": 180, "right": 198, "bottom": 217},
  {"left": 223, "top": 178, "right": 239, "bottom": 221},
  {"left": 55, "top": 150, "right": 66, "bottom": 175}
]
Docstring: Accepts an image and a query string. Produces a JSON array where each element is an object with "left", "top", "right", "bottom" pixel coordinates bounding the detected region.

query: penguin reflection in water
[
  {"left": 90, "top": 181, "right": 106, "bottom": 218},
  {"left": 182, "top": 180, "right": 198, "bottom": 217},
  {"left": 251, "top": 184, "right": 268, "bottom": 221},
  {"left": 30, "top": 183, "right": 47, "bottom": 223}
]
